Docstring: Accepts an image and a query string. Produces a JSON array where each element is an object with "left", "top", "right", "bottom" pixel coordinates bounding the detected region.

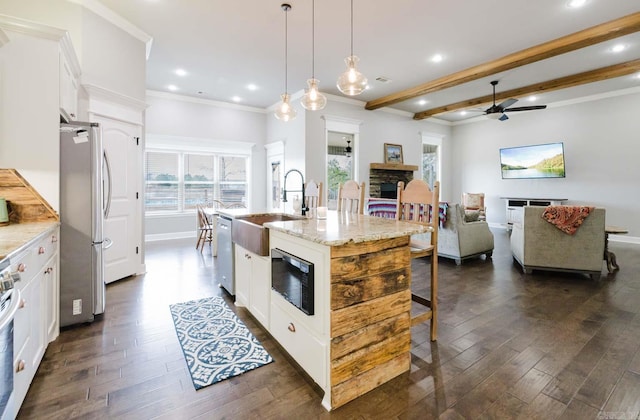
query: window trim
[{"left": 145, "top": 134, "right": 254, "bottom": 215}]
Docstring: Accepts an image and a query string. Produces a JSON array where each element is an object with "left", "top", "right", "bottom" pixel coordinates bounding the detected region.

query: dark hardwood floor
[{"left": 18, "top": 229, "right": 640, "bottom": 419}]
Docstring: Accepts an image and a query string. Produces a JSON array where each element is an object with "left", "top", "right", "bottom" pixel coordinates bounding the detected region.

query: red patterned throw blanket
[{"left": 541, "top": 205, "right": 594, "bottom": 235}]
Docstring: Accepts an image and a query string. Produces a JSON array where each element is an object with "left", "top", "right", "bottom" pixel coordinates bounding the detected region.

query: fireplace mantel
[{"left": 370, "top": 163, "right": 419, "bottom": 171}]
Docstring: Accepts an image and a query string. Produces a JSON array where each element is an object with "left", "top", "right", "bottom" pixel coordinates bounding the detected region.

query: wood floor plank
[{"left": 15, "top": 233, "right": 640, "bottom": 419}]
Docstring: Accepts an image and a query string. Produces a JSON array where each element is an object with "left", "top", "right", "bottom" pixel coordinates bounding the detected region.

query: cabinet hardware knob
[
  {"left": 16, "top": 360, "right": 25, "bottom": 372},
  {"left": 51, "top": 235, "right": 58, "bottom": 243},
  {"left": 19, "top": 299, "right": 26, "bottom": 309},
  {"left": 18, "top": 263, "right": 26, "bottom": 272},
  {"left": 287, "top": 323, "right": 296, "bottom": 333},
  {"left": 38, "top": 247, "right": 46, "bottom": 254}
]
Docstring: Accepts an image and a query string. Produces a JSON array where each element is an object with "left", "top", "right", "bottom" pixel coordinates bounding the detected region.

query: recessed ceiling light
[
  {"left": 460, "top": 110, "right": 467, "bottom": 116},
  {"left": 167, "top": 85, "right": 178, "bottom": 91},
  {"left": 431, "top": 54, "right": 443, "bottom": 63},
  {"left": 611, "top": 44, "right": 626, "bottom": 53},
  {"left": 528, "top": 95, "right": 537, "bottom": 102},
  {"left": 635, "top": 73, "right": 640, "bottom": 79},
  {"left": 567, "top": 0, "right": 586, "bottom": 8},
  {"left": 246, "top": 84, "right": 258, "bottom": 91},
  {"left": 175, "top": 68, "right": 187, "bottom": 77},
  {"left": 231, "top": 96, "right": 242, "bottom": 102},
  {"left": 417, "top": 99, "right": 428, "bottom": 106}
]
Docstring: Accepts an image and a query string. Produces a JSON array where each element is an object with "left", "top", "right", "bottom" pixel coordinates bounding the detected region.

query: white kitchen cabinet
[
  {"left": 59, "top": 47, "right": 79, "bottom": 122},
  {"left": 234, "top": 245, "right": 250, "bottom": 308},
  {"left": 6, "top": 225, "right": 59, "bottom": 420},
  {"left": 234, "top": 244, "right": 270, "bottom": 329}
]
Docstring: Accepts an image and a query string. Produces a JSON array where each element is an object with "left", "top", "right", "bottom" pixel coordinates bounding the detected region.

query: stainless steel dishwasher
[{"left": 217, "top": 215, "right": 234, "bottom": 295}]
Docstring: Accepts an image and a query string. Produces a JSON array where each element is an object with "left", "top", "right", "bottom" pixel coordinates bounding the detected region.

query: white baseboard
[{"left": 145, "top": 231, "right": 196, "bottom": 242}]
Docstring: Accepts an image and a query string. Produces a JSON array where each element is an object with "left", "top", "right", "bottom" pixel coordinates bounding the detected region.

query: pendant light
[
  {"left": 301, "top": 0, "right": 327, "bottom": 110},
  {"left": 336, "top": 0, "right": 367, "bottom": 96},
  {"left": 344, "top": 139, "right": 352, "bottom": 158},
  {"left": 275, "top": 3, "right": 297, "bottom": 121}
]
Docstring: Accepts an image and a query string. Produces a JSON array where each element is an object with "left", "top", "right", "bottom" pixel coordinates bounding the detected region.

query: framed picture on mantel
[{"left": 384, "top": 143, "right": 403, "bottom": 164}]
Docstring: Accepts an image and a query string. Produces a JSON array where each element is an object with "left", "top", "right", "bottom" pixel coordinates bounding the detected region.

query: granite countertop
[
  {"left": 0, "top": 221, "right": 60, "bottom": 261},
  {"left": 264, "top": 210, "right": 429, "bottom": 246}
]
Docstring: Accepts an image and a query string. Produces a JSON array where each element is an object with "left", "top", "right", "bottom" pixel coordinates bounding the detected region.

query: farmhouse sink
[{"left": 232, "top": 213, "right": 303, "bottom": 256}]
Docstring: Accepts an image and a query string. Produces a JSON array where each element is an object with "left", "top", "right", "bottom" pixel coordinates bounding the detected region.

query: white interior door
[{"left": 94, "top": 116, "right": 141, "bottom": 283}]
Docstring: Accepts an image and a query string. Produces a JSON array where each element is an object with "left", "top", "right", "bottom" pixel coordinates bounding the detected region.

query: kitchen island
[{"left": 234, "top": 210, "right": 428, "bottom": 410}]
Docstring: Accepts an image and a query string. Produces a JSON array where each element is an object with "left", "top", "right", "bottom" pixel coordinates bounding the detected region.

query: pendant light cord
[
  {"left": 350, "top": 0, "right": 354, "bottom": 56},
  {"left": 284, "top": 6, "right": 288, "bottom": 93},
  {"left": 311, "top": 0, "right": 315, "bottom": 78}
]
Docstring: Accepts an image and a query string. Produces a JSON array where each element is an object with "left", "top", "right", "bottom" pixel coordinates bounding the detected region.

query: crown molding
[
  {"left": 84, "top": 83, "right": 147, "bottom": 111},
  {"left": 147, "top": 90, "right": 267, "bottom": 114},
  {"left": 66, "top": 0, "right": 153, "bottom": 60},
  {"left": 547, "top": 85, "right": 640, "bottom": 109},
  {"left": 0, "top": 13, "right": 66, "bottom": 41},
  {"left": 60, "top": 32, "right": 81, "bottom": 77}
]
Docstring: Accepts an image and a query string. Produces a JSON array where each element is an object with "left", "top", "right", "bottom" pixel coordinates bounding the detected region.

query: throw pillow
[{"left": 464, "top": 210, "right": 480, "bottom": 222}]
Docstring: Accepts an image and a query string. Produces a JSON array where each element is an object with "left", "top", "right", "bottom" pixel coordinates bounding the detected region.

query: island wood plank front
[{"left": 329, "top": 236, "right": 412, "bottom": 408}]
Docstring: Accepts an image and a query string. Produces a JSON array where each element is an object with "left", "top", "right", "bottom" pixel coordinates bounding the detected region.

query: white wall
[
  {"left": 144, "top": 93, "right": 268, "bottom": 238},
  {"left": 451, "top": 90, "right": 640, "bottom": 238}
]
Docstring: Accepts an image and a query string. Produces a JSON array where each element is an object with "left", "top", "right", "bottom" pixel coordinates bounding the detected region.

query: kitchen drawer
[
  {"left": 10, "top": 248, "right": 35, "bottom": 291},
  {"left": 33, "top": 230, "right": 58, "bottom": 267},
  {"left": 270, "top": 296, "right": 327, "bottom": 389}
]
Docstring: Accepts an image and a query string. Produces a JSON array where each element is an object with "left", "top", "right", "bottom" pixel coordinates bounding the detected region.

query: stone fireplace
[{"left": 369, "top": 163, "right": 419, "bottom": 199}]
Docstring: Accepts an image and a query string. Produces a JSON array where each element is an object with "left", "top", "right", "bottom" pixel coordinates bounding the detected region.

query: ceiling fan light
[
  {"left": 274, "top": 93, "right": 297, "bottom": 121},
  {"left": 337, "top": 56, "right": 368, "bottom": 96},
  {"left": 301, "top": 78, "right": 327, "bottom": 110},
  {"left": 486, "top": 112, "right": 503, "bottom": 120}
]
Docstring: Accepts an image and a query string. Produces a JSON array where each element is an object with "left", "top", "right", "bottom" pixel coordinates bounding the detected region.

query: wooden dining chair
[
  {"left": 196, "top": 204, "right": 216, "bottom": 255},
  {"left": 304, "top": 180, "right": 323, "bottom": 211},
  {"left": 396, "top": 179, "right": 440, "bottom": 341},
  {"left": 337, "top": 180, "right": 365, "bottom": 215}
]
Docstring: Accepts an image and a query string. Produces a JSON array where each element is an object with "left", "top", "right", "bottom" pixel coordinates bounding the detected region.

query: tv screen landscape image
[{"left": 500, "top": 142, "right": 565, "bottom": 179}]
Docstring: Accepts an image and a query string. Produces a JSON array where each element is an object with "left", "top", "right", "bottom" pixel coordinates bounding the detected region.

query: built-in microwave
[{"left": 271, "top": 248, "right": 314, "bottom": 315}]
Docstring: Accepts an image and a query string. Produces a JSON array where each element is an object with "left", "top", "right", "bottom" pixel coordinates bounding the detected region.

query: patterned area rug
[{"left": 169, "top": 296, "right": 273, "bottom": 390}]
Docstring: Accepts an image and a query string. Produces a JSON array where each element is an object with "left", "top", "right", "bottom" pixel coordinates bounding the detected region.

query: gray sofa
[
  {"left": 438, "top": 203, "right": 494, "bottom": 265},
  {"left": 510, "top": 206, "right": 605, "bottom": 280}
]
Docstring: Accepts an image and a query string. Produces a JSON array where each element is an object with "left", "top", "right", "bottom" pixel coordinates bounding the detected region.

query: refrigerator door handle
[
  {"left": 103, "top": 237, "right": 113, "bottom": 250},
  {"left": 103, "top": 150, "right": 113, "bottom": 219}
]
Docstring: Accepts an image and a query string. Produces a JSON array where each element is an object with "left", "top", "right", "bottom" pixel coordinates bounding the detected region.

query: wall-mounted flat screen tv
[{"left": 500, "top": 142, "right": 565, "bottom": 179}]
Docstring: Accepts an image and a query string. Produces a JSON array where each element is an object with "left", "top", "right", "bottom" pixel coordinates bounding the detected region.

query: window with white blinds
[{"left": 145, "top": 150, "right": 247, "bottom": 213}]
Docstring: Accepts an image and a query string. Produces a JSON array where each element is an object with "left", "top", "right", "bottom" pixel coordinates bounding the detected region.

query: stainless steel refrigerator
[{"left": 59, "top": 122, "right": 112, "bottom": 327}]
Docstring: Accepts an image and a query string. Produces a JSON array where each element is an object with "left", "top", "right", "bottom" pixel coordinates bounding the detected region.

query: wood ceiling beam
[
  {"left": 412, "top": 59, "right": 640, "bottom": 120},
  {"left": 365, "top": 12, "right": 640, "bottom": 111}
]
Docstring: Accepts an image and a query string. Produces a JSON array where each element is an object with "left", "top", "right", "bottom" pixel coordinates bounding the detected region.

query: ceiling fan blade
[
  {"left": 499, "top": 113, "right": 509, "bottom": 121},
  {"left": 504, "top": 105, "right": 547, "bottom": 112},
  {"left": 497, "top": 98, "right": 518, "bottom": 109}
]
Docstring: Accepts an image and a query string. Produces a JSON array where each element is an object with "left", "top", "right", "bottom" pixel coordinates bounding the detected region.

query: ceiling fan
[{"left": 483, "top": 80, "right": 547, "bottom": 121}]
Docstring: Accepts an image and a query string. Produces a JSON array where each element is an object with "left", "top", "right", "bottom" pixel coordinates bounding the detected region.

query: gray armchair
[
  {"left": 438, "top": 204, "right": 494, "bottom": 265},
  {"left": 510, "top": 206, "right": 605, "bottom": 280}
]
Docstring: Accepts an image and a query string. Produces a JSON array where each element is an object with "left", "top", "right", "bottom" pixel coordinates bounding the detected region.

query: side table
[{"left": 604, "top": 226, "right": 628, "bottom": 273}]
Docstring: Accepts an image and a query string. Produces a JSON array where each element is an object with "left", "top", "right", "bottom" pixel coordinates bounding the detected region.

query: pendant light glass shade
[
  {"left": 274, "top": 3, "right": 296, "bottom": 121},
  {"left": 301, "top": 78, "right": 327, "bottom": 110},
  {"left": 301, "top": 0, "right": 326, "bottom": 111},
  {"left": 337, "top": 0, "right": 367, "bottom": 96},
  {"left": 337, "top": 55, "right": 367, "bottom": 96},
  {"left": 275, "top": 93, "right": 297, "bottom": 121}
]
